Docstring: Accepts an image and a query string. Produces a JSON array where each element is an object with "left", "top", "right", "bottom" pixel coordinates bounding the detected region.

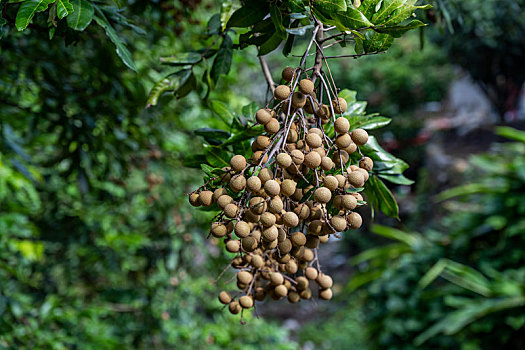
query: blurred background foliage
[{"left": 1, "top": 0, "right": 524, "bottom": 349}]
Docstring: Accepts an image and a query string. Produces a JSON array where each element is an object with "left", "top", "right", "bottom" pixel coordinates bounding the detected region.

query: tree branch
[{"left": 258, "top": 56, "right": 276, "bottom": 94}]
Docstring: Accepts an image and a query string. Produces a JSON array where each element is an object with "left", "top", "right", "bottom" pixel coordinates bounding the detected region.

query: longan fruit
[
  {"left": 334, "top": 117, "right": 350, "bottom": 134},
  {"left": 262, "top": 226, "right": 278, "bottom": 241},
  {"left": 321, "top": 156, "right": 334, "bottom": 171},
  {"left": 269, "top": 197, "right": 284, "bottom": 213},
  {"left": 319, "top": 234, "right": 329, "bottom": 244},
  {"left": 254, "top": 287, "right": 266, "bottom": 301},
  {"left": 296, "top": 276, "right": 309, "bottom": 290},
  {"left": 230, "top": 155, "right": 246, "bottom": 172},
  {"left": 304, "top": 98, "right": 318, "bottom": 114},
  {"left": 275, "top": 284, "right": 288, "bottom": 298},
  {"left": 225, "top": 239, "right": 241, "bottom": 253},
  {"left": 278, "top": 239, "right": 292, "bottom": 254},
  {"left": 285, "top": 260, "right": 298, "bottom": 274},
  {"left": 292, "top": 246, "right": 305, "bottom": 260},
  {"left": 256, "top": 109, "right": 273, "bottom": 125},
  {"left": 224, "top": 203, "right": 239, "bottom": 218},
  {"left": 319, "top": 288, "right": 333, "bottom": 300},
  {"left": 343, "top": 141, "right": 357, "bottom": 154},
  {"left": 230, "top": 174, "right": 246, "bottom": 192},
  {"left": 249, "top": 196, "right": 266, "bottom": 215},
  {"left": 351, "top": 128, "right": 368, "bottom": 146},
  {"left": 348, "top": 171, "right": 365, "bottom": 188},
  {"left": 306, "top": 133, "right": 323, "bottom": 148},
  {"left": 260, "top": 212, "right": 276, "bottom": 227},
  {"left": 335, "top": 133, "right": 352, "bottom": 149},
  {"left": 302, "top": 248, "right": 314, "bottom": 262},
  {"left": 221, "top": 167, "right": 232, "bottom": 183},
  {"left": 359, "top": 157, "right": 373, "bottom": 171},
  {"left": 237, "top": 270, "right": 253, "bottom": 284},
  {"left": 305, "top": 235, "right": 319, "bottom": 249},
  {"left": 229, "top": 301, "right": 241, "bottom": 314},
  {"left": 308, "top": 128, "right": 322, "bottom": 137},
  {"left": 276, "top": 153, "right": 292, "bottom": 168},
  {"left": 305, "top": 267, "right": 318, "bottom": 280},
  {"left": 189, "top": 193, "right": 201, "bottom": 207},
  {"left": 256, "top": 135, "right": 271, "bottom": 149},
  {"left": 332, "top": 97, "right": 347, "bottom": 114},
  {"left": 283, "top": 211, "right": 299, "bottom": 228},
  {"left": 332, "top": 150, "right": 350, "bottom": 164},
  {"left": 251, "top": 254, "right": 264, "bottom": 268},
  {"left": 235, "top": 221, "right": 251, "bottom": 238},
  {"left": 347, "top": 212, "right": 362, "bottom": 229},
  {"left": 212, "top": 188, "right": 227, "bottom": 202},
  {"left": 219, "top": 291, "right": 231, "bottom": 304},
  {"left": 287, "top": 291, "right": 300, "bottom": 303},
  {"left": 323, "top": 175, "right": 339, "bottom": 191},
  {"left": 335, "top": 175, "right": 346, "bottom": 189},
  {"left": 290, "top": 150, "right": 304, "bottom": 165},
  {"left": 253, "top": 151, "right": 268, "bottom": 164},
  {"left": 265, "top": 118, "right": 280, "bottom": 134},
  {"left": 270, "top": 272, "right": 284, "bottom": 285},
  {"left": 316, "top": 274, "right": 333, "bottom": 289},
  {"left": 239, "top": 295, "right": 254, "bottom": 309},
  {"left": 342, "top": 194, "right": 357, "bottom": 210},
  {"left": 287, "top": 129, "right": 299, "bottom": 143},
  {"left": 274, "top": 85, "right": 291, "bottom": 100},
  {"left": 294, "top": 203, "right": 310, "bottom": 220},
  {"left": 330, "top": 216, "right": 347, "bottom": 232},
  {"left": 291, "top": 92, "right": 307, "bottom": 109},
  {"left": 314, "top": 187, "right": 332, "bottom": 204},
  {"left": 211, "top": 222, "right": 227, "bottom": 238},
  {"left": 242, "top": 236, "right": 258, "bottom": 252},
  {"left": 258, "top": 168, "right": 273, "bottom": 183},
  {"left": 282, "top": 67, "right": 295, "bottom": 82},
  {"left": 304, "top": 151, "right": 321, "bottom": 168},
  {"left": 291, "top": 232, "right": 306, "bottom": 247},
  {"left": 281, "top": 179, "right": 297, "bottom": 197},
  {"left": 299, "top": 79, "right": 314, "bottom": 95},
  {"left": 264, "top": 179, "right": 281, "bottom": 197}
]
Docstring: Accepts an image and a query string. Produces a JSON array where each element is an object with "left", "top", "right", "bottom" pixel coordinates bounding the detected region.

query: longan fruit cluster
[{"left": 189, "top": 66, "right": 374, "bottom": 317}]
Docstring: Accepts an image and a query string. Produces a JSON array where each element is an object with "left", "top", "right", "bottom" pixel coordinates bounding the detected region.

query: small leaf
[
  {"left": 194, "top": 128, "right": 231, "bottom": 146},
  {"left": 270, "top": 4, "right": 286, "bottom": 39},
  {"left": 15, "top": 0, "right": 55, "bottom": 31},
  {"left": 94, "top": 14, "right": 136, "bottom": 71},
  {"left": 211, "top": 34, "right": 233, "bottom": 83},
  {"left": 347, "top": 115, "right": 391, "bottom": 130},
  {"left": 146, "top": 78, "right": 171, "bottom": 108},
  {"left": 159, "top": 52, "right": 202, "bottom": 66},
  {"left": 56, "top": 0, "right": 73, "bottom": 19},
  {"left": 336, "top": 6, "right": 373, "bottom": 30},
  {"left": 372, "top": 0, "right": 405, "bottom": 24},
  {"left": 364, "top": 175, "right": 399, "bottom": 219},
  {"left": 285, "top": 24, "right": 314, "bottom": 36},
  {"left": 362, "top": 30, "right": 394, "bottom": 53},
  {"left": 219, "top": 0, "right": 235, "bottom": 31},
  {"left": 67, "top": 0, "right": 93, "bottom": 31},
  {"left": 258, "top": 32, "right": 282, "bottom": 56},
  {"left": 378, "top": 174, "right": 414, "bottom": 185},
  {"left": 209, "top": 100, "right": 235, "bottom": 126},
  {"left": 375, "top": 19, "right": 426, "bottom": 38},
  {"left": 227, "top": 1, "right": 269, "bottom": 28}
]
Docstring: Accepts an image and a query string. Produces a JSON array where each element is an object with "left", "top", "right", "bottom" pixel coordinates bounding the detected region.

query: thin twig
[{"left": 259, "top": 56, "right": 276, "bottom": 94}]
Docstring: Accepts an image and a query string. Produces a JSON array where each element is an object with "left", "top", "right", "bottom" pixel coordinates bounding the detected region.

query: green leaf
[
  {"left": 183, "top": 154, "right": 207, "bottom": 168},
  {"left": 93, "top": 14, "right": 136, "bottom": 71},
  {"left": 159, "top": 52, "right": 202, "bottom": 66},
  {"left": 285, "top": 24, "right": 314, "bottom": 36},
  {"left": 209, "top": 100, "right": 235, "bottom": 126},
  {"left": 375, "top": 19, "right": 426, "bottom": 38},
  {"left": 436, "top": 182, "right": 508, "bottom": 202},
  {"left": 203, "top": 145, "right": 230, "bottom": 168},
  {"left": 360, "top": 136, "right": 409, "bottom": 175},
  {"left": 15, "top": 0, "right": 55, "bottom": 31},
  {"left": 67, "top": 0, "right": 93, "bottom": 31},
  {"left": 358, "top": 0, "right": 383, "bottom": 19},
  {"left": 211, "top": 34, "right": 233, "bottom": 83},
  {"left": 362, "top": 30, "right": 394, "bottom": 53},
  {"left": 347, "top": 115, "right": 391, "bottom": 130},
  {"left": 146, "top": 78, "right": 171, "bottom": 108},
  {"left": 383, "top": 1, "right": 432, "bottom": 26},
  {"left": 174, "top": 70, "right": 196, "bottom": 99},
  {"left": 194, "top": 128, "right": 231, "bottom": 146},
  {"left": 372, "top": 0, "right": 405, "bottom": 24},
  {"left": 364, "top": 175, "right": 399, "bottom": 219},
  {"left": 379, "top": 173, "right": 414, "bottom": 185},
  {"left": 495, "top": 126, "right": 525, "bottom": 143},
  {"left": 258, "top": 32, "right": 282, "bottom": 56},
  {"left": 221, "top": 125, "right": 265, "bottom": 147},
  {"left": 227, "top": 1, "right": 269, "bottom": 28},
  {"left": 313, "top": 0, "right": 347, "bottom": 15},
  {"left": 56, "top": 0, "right": 73, "bottom": 19},
  {"left": 336, "top": 7, "right": 373, "bottom": 30},
  {"left": 219, "top": 0, "right": 235, "bottom": 31},
  {"left": 370, "top": 224, "right": 421, "bottom": 247},
  {"left": 241, "top": 102, "right": 259, "bottom": 120},
  {"left": 270, "top": 4, "right": 286, "bottom": 39},
  {"left": 350, "top": 242, "right": 410, "bottom": 265},
  {"left": 284, "top": 0, "right": 307, "bottom": 13}
]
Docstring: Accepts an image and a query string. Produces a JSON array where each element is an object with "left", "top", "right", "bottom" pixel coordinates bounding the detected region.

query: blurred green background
[{"left": 1, "top": 0, "right": 524, "bottom": 349}]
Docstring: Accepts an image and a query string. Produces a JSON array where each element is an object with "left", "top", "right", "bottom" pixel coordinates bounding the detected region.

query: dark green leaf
[
  {"left": 375, "top": 19, "right": 426, "bottom": 38},
  {"left": 15, "top": 0, "right": 55, "bottom": 31},
  {"left": 362, "top": 30, "right": 394, "bottom": 53},
  {"left": 282, "top": 32, "right": 295, "bottom": 56},
  {"left": 313, "top": 0, "right": 347, "bottom": 15},
  {"left": 336, "top": 7, "right": 373, "bottom": 30},
  {"left": 56, "top": 0, "right": 74, "bottom": 19},
  {"left": 209, "top": 100, "right": 235, "bottom": 126},
  {"left": 222, "top": 125, "right": 265, "bottom": 147},
  {"left": 364, "top": 175, "right": 399, "bottom": 219},
  {"left": 379, "top": 174, "right": 414, "bottom": 185},
  {"left": 372, "top": 0, "right": 405, "bottom": 24},
  {"left": 270, "top": 4, "right": 286, "bottom": 39},
  {"left": 183, "top": 154, "right": 207, "bottom": 168},
  {"left": 194, "top": 128, "right": 231, "bottom": 146},
  {"left": 227, "top": 1, "right": 269, "bottom": 28},
  {"left": 346, "top": 115, "right": 391, "bottom": 130},
  {"left": 159, "top": 52, "right": 202, "bottom": 66},
  {"left": 242, "top": 102, "right": 259, "bottom": 120},
  {"left": 204, "top": 145, "right": 231, "bottom": 168},
  {"left": 175, "top": 70, "right": 196, "bottom": 99},
  {"left": 258, "top": 32, "right": 282, "bottom": 56},
  {"left": 67, "top": 0, "right": 94, "bottom": 31},
  {"left": 94, "top": 15, "right": 136, "bottom": 71},
  {"left": 211, "top": 34, "right": 233, "bottom": 83},
  {"left": 285, "top": 0, "right": 307, "bottom": 13}
]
